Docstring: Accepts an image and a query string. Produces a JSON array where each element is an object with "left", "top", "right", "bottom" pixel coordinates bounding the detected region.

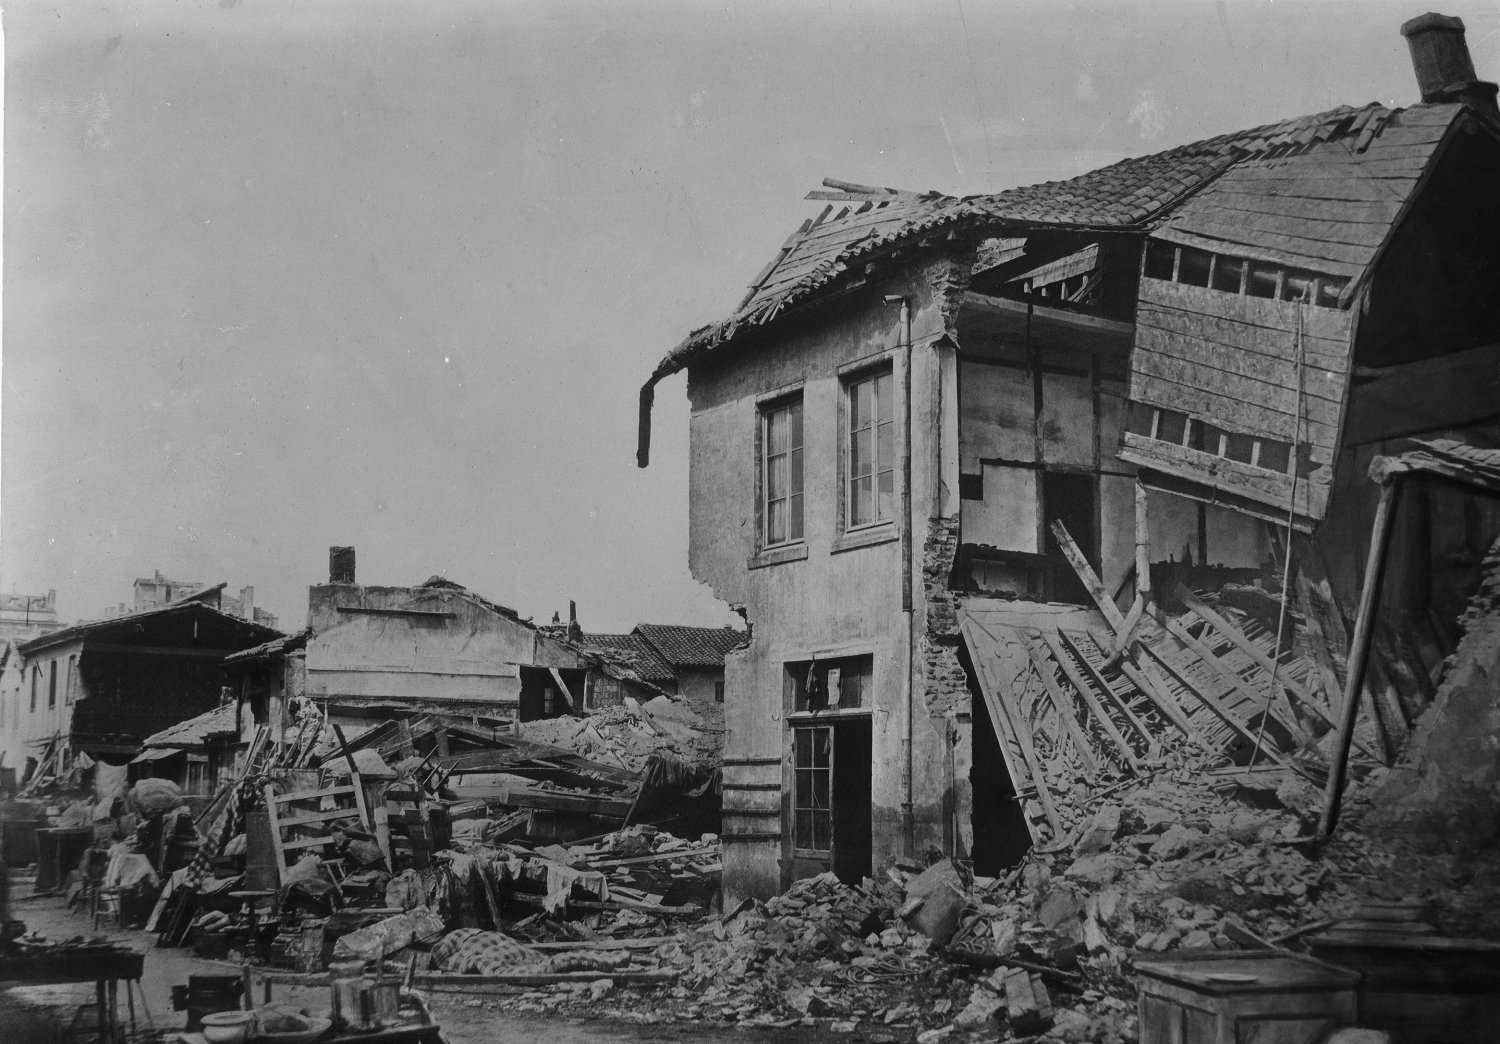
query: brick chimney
[
  {"left": 1402, "top": 13, "right": 1499, "bottom": 118},
  {"left": 239, "top": 585, "right": 255, "bottom": 621},
  {"left": 329, "top": 546, "right": 356, "bottom": 585}
]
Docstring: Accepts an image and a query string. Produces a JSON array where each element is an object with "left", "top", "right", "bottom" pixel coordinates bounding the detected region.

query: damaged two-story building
[{"left": 639, "top": 15, "right": 1500, "bottom": 901}]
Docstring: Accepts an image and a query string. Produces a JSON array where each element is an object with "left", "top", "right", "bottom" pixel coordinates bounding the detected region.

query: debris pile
[{"left": 518, "top": 697, "right": 721, "bottom": 773}]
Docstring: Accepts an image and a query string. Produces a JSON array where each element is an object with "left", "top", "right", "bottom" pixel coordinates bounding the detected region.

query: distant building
[
  {"left": 0, "top": 600, "right": 281, "bottom": 796},
  {"left": 0, "top": 589, "right": 65, "bottom": 643},
  {"left": 103, "top": 572, "right": 279, "bottom": 629},
  {"left": 544, "top": 614, "right": 746, "bottom": 728},
  {"left": 229, "top": 549, "right": 662, "bottom": 743}
]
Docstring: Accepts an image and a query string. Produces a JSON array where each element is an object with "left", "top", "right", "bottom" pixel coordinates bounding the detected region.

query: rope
[{"left": 1248, "top": 292, "right": 1306, "bottom": 769}]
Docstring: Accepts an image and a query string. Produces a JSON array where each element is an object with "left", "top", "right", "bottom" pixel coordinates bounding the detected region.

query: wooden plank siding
[
  {"left": 1122, "top": 276, "right": 1355, "bottom": 521},
  {"left": 1119, "top": 432, "right": 1321, "bottom": 521}
]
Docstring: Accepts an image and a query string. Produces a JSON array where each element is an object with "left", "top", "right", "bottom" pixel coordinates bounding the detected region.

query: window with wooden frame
[
  {"left": 787, "top": 655, "right": 873, "bottom": 713},
  {"left": 48, "top": 661, "right": 57, "bottom": 708},
  {"left": 793, "top": 725, "right": 833, "bottom": 856},
  {"left": 761, "top": 396, "right": 805, "bottom": 548},
  {"left": 1126, "top": 404, "right": 1295, "bottom": 476},
  {"left": 30, "top": 666, "right": 39, "bottom": 712},
  {"left": 844, "top": 368, "right": 895, "bottom": 530},
  {"left": 1142, "top": 240, "right": 1346, "bottom": 308}
]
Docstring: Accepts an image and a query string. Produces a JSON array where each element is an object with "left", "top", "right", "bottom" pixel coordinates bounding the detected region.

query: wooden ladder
[{"left": 263, "top": 777, "right": 372, "bottom": 880}]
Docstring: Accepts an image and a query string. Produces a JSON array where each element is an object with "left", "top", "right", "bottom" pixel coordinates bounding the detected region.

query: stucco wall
[
  {"left": 305, "top": 587, "right": 531, "bottom": 706},
  {"left": 1, "top": 637, "right": 85, "bottom": 780},
  {"left": 687, "top": 262, "right": 963, "bottom": 899}
]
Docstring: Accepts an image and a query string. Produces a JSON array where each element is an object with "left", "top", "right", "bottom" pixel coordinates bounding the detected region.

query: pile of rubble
[
  {"left": 518, "top": 697, "right": 721, "bottom": 773},
  {"left": 437, "top": 742, "right": 1500, "bottom": 1042}
]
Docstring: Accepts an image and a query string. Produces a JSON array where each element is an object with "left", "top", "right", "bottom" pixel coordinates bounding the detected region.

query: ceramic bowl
[{"left": 201, "top": 1010, "right": 257, "bottom": 1044}]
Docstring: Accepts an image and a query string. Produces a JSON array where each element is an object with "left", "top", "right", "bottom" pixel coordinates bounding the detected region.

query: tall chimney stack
[
  {"left": 567, "top": 599, "right": 582, "bottom": 643},
  {"left": 1402, "top": 13, "right": 1499, "bottom": 118},
  {"left": 330, "top": 546, "right": 356, "bottom": 585}
]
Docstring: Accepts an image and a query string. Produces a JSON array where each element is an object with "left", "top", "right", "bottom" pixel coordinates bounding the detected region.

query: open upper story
[{"left": 639, "top": 15, "right": 1500, "bottom": 622}]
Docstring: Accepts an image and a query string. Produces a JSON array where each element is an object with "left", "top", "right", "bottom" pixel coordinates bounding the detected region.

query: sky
[{"left": 2, "top": 0, "right": 1498, "bottom": 632}]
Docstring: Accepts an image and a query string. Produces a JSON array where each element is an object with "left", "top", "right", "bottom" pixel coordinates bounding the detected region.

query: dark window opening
[
  {"left": 1043, "top": 471, "right": 1098, "bottom": 605},
  {"left": 1178, "top": 247, "right": 1212, "bottom": 288},
  {"left": 1156, "top": 408, "right": 1189, "bottom": 445},
  {"left": 959, "top": 472, "right": 984, "bottom": 501},
  {"left": 1258, "top": 440, "right": 1291, "bottom": 474},
  {"left": 1143, "top": 240, "right": 1176, "bottom": 281},
  {"left": 48, "top": 662, "right": 57, "bottom": 709},
  {"left": 1247, "top": 262, "right": 1281, "bottom": 299},
  {"left": 1212, "top": 256, "right": 1246, "bottom": 294},
  {"left": 1225, "top": 432, "right": 1257, "bottom": 465},
  {"left": 714, "top": 680, "right": 725, "bottom": 703}
]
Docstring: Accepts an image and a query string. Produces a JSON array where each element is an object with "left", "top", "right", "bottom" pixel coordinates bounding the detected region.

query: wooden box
[{"left": 1134, "top": 949, "right": 1359, "bottom": 1044}]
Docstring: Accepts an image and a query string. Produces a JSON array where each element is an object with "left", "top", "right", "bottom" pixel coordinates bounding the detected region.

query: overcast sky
[{"left": 3, "top": 0, "right": 1498, "bottom": 632}]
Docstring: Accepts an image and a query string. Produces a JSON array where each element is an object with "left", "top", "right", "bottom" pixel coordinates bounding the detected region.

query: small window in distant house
[
  {"left": 30, "top": 667, "right": 39, "bottom": 712},
  {"left": 845, "top": 369, "right": 895, "bottom": 530},
  {"left": 762, "top": 397, "right": 805, "bottom": 547},
  {"left": 48, "top": 661, "right": 57, "bottom": 709},
  {"left": 714, "top": 680, "right": 725, "bottom": 703},
  {"left": 65, "top": 656, "right": 76, "bottom": 704}
]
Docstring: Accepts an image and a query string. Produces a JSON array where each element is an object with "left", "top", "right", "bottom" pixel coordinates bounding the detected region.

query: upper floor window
[
  {"left": 762, "top": 397, "right": 804, "bottom": 547},
  {"left": 845, "top": 369, "right": 894, "bottom": 529},
  {"left": 48, "top": 661, "right": 57, "bottom": 708},
  {"left": 30, "top": 667, "right": 39, "bottom": 712}
]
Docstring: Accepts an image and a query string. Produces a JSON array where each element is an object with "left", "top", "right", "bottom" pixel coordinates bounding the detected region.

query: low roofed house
[
  {"left": 639, "top": 16, "right": 1500, "bottom": 900},
  {"left": 1, "top": 598, "right": 283, "bottom": 800},
  {"left": 132, "top": 702, "right": 244, "bottom": 808}
]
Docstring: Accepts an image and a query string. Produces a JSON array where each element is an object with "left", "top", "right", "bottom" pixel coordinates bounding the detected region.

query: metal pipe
[{"left": 885, "top": 293, "right": 916, "bottom": 857}]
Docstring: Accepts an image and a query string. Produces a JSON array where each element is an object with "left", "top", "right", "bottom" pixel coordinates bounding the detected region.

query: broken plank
[
  {"left": 1136, "top": 642, "right": 1295, "bottom": 769},
  {"left": 1036, "top": 630, "right": 1143, "bottom": 772},
  {"left": 1072, "top": 630, "right": 1161, "bottom": 748},
  {"left": 1049, "top": 520, "right": 1127, "bottom": 631},
  {"left": 1174, "top": 585, "right": 1325, "bottom": 712},
  {"left": 1018, "top": 633, "right": 1101, "bottom": 775},
  {"left": 1148, "top": 607, "right": 1308, "bottom": 745}
]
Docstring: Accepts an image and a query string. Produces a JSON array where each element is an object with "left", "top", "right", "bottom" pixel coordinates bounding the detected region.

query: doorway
[
  {"left": 1043, "top": 470, "right": 1098, "bottom": 603},
  {"left": 792, "top": 717, "right": 872, "bottom": 884}
]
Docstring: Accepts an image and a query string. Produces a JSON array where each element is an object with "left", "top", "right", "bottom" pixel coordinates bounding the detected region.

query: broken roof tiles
[
  {"left": 634, "top": 624, "right": 747, "bottom": 670},
  {"left": 655, "top": 101, "right": 1473, "bottom": 379}
]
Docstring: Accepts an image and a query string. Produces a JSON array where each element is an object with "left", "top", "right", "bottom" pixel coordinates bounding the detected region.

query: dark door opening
[
  {"left": 831, "top": 717, "right": 872, "bottom": 884},
  {"left": 963, "top": 644, "right": 1032, "bottom": 874},
  {"left": 1043, "top": 470, "right": 1098, "bottom": 604},
  {"left": 792, "top": 717, "right": 872, "bottom": 885}
]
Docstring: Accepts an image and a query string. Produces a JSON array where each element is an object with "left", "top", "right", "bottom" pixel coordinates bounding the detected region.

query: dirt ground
[{"left": 2, "top": 871, "right": 836, "bottom": 1044}]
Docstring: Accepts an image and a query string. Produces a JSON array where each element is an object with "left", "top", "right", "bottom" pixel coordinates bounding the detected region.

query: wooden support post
[
  {"left": 1135, "top": 479, "right": 1152, "bottom": 601},
  {"left": 1319, "top": 480, "right": 1402, "bottom": 839}
]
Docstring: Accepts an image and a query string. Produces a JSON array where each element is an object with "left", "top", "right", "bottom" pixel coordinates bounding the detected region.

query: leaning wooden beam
[
  {"left": 1033, "top": 630, "right": 1141, "bottom": 774},
  {"left": 1074, "top": 630, "right": 1161, "bottom": 749},
  {"left": 1173, "top": 584, "right": 1323, "bottom": 722},
  {"left": 1319, "top": 480, "right": 1402, "bottom": 839},
  {"left": 1051, "top": 520, "right": 1128, "bottom": 631},
  {"left": 1135, "top": 478, "right": 1153, "bottom": 601},
  {"left": 1018, "top": 633, "right": 1100, "bottom": 776},
  {"left": 1136, "top": 642, "right": 1295, "bottom": 770},
  {"left": 1147, "top": 606, "right": 1310, "bottom": 747}
]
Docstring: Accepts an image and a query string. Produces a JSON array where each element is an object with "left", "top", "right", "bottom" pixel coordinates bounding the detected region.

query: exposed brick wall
[{"left": 920, "top": 515, "right": 969, "bottom": 717}]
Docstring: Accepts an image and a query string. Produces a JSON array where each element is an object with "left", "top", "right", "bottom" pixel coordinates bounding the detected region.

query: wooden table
[{"left": 0, "top": 946, "right": 145, "bottom": 1043}]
